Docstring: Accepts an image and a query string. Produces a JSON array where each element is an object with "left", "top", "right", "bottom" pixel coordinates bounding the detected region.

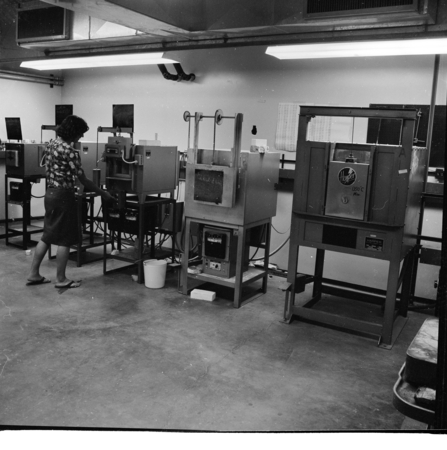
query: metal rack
[
  {"left": 181, "top": 217, "right": 272, "bottom": 308},
  {"left": 4, "top": 174, "right": 45, "bottom": 249},
  {"left": 70, "top": 191, "right": 111, "bottom": 266},
  {"left": 103, "top": 196, "right": 177, "bottom": 283}
]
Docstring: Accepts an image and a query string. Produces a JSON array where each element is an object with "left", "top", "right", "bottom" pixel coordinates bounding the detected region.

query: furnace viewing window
[
  {"left": 194, "top": 169, "right": 224, "bottom": 204},
  {"left": 331, "top": 145, "right": 371, "bottom": 164}
]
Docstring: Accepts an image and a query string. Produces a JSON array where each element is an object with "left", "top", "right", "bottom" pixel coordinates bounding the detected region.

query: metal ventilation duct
[
  {"left": 4, "top": 0, "right": 441, "bottom": 59},
  {"left": 305, "top": 0, "right": 417, "bottom": 15}
]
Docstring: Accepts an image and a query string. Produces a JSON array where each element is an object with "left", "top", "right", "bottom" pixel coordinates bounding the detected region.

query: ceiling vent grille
[{"left": 305, "top": 0, "right": 418, "bottom": 17}]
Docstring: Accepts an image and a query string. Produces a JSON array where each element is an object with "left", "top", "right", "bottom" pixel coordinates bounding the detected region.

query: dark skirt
[{"left": 41, "top": 188, "right": 79, "bottom": 247}]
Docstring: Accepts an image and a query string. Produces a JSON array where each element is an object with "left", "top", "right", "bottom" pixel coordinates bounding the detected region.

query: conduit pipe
[{"left": 157, "top": 63, "right": 195, "bottom": 81}]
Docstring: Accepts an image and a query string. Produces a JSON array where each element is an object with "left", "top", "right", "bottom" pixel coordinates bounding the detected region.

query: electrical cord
[
  {"left": 250, "top": 235, "right": 290, "bottom": 261},
  {"left": 271, "top": 223, "right": 290, "bottom": 235},
  {"left": 30, "top": 182, "right": 45, "bottom": 199},
  {"left": 120, "top": 149, "right": 138, "bottom": 165}
]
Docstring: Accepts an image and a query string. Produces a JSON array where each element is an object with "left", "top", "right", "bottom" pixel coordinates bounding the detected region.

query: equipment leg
[
  {"left": 284, "top": 243, "right": 300, "bottom": 321},
  {"left": 233, "top": 225, "right": 247, "bottom": 308},
  {"left": 180, "top": 218, "right": 192, "bottom": 295},
  {"left": 381, "top": 258, "right": 401, "bottom": 347},
  {"left": 312, "top": 249, "right": 325, "bottom": 300}
]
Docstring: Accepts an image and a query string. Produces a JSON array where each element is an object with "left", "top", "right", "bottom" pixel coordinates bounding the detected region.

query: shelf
[
  {"left": 424, "top": 180, "right": 444, "bottom": 196},
  {"left": 180, "top": 217, "right": 272, "bottom": 308},
  {"left": 104, "top": 197, "right": 177, "bottom": 283},
  {"left": 186, "top": 267, "right": 266, "bottom": 288},
  {"left": 7, "top": 200, "right": 26, "bottom": 206},
  {"left": 8, "top": 224, "right": 42, "bottom": 233}
]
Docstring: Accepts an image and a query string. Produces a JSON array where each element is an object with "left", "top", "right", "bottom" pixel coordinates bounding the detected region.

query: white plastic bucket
[{"left": 143, "top": 259, "right": 167, "bottom": 289}]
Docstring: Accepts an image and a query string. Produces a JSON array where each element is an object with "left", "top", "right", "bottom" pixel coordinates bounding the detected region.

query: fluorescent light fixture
[
  {"left": 21, "top": 52, "right": 177, "bottom": 70},
  {"left": 266, "top": 38, "right": 447, "bottom": 60}
]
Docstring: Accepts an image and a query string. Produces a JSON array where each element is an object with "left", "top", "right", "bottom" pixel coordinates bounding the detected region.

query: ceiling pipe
[{"left": 157, "top": 63, "right": 195, "bottom": 81}]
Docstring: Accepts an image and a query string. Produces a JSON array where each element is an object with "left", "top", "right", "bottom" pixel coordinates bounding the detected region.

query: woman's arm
[{"left": 77, "top": 171, "right": 116, "bottom": 204}]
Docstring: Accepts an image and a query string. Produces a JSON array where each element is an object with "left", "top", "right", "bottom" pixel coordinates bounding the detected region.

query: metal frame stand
[
  {"left": 284, "top": 244, "right": 416, "bottom": 349},
  {"left": 4, "top": 173, "right": 44, "bottom": 249},
  {"left": 71, "top": 192, "right": 111, "bottom": 266},
  {"left": 103, "top": 196, "right": 176, "bottom": 283},
  {"left": 180, "top": 217, "right": 271, "bottom": 308}
]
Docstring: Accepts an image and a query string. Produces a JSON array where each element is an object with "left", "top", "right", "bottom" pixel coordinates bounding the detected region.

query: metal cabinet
[{"left": 284, "top": 106, "right": 428, "bottom": 348}]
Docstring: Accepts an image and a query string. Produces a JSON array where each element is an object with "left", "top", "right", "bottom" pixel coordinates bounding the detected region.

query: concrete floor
[{"left": 0, "top": 236, "right": 431, "bottom": 432}]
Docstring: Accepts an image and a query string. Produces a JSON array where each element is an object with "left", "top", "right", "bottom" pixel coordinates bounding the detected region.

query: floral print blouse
[{"left": 44, "top": 138, "right": 84, "bottom": 190}]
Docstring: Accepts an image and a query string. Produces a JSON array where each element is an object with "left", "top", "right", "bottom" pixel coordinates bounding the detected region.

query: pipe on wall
[{"left": 0, "top": 70, "right": 64, "bottom": 86}]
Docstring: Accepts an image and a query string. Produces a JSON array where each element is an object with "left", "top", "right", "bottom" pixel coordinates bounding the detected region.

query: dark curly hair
[{"left": 57, "top": 115, "right": 89, "bottom": 142}]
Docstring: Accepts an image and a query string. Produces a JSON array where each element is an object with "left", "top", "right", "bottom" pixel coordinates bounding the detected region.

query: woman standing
[{"left": 27, "top": 115, "right": 115, "bottom": 288}]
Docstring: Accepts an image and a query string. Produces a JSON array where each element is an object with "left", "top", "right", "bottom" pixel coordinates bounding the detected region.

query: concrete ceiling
[
  {"left": 1, "top": 0, "right": 445, "bottom": 66},
  {"left": 18, "top": 0, "right": 445, "bottom": 56}
]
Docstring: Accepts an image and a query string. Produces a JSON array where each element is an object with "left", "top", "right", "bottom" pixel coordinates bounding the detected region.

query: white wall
[
  {"left": 0, "top": 78, "right": 62, "bottom": 220},
  {"left": 59, "top": 46, "right": 445, "bottom": 299},
  {"left": 2, "top": 45, "right": 444, "bottom": 300},
  {"left": 62, "top": 47, "right": 447, "bottom": 151}
]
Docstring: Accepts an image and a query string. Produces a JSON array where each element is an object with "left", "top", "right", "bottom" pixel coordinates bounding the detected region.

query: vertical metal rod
[
  {"left": 193, "top": 112, "right": 202, "bottom": 165},
  {"left": 435, "top": 55, "right": 447, "bottom": 430},
  {"left": 212, "top": 120, "right": 217, "bottom": 165},
  {"left": 411, "top": 55, "right": 441, "bottom": 304},
  {"left": 426, "top": 54, "right": 440, "bottom": 187},
  {"left": 187, "top": 120, "right": 191, "bottom": 150},
  {"left": 4, "top": 174, "right": 8, "bottom": 245},
  {"left": 375, "top": 119, "right": 382, "bottom": 145},
  {"left": 96, "top": 129, "right": 99, "bottom": 168},
  {"left": 351, "top": 117, "right": 355, "bottom": 143},
  {"left": 232, "top": 113, "right": 243, "bottom": 168},
  {"left": 398, "top": 119, "right": 403, "bottom": 146}
]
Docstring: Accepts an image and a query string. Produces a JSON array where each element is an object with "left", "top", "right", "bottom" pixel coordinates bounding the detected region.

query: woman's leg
[
  {"left": 27, "top": 240, "right": 49, "bottom": 282},
  {"left": 55, "top": 246, "right": 81, "bottom": 287}
]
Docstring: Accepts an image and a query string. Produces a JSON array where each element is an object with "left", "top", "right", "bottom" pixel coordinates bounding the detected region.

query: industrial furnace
[
  {"left": 284, "top": 106, "right": 427, "bottom": 348},
  {"left": 4, "top": 117, "right": 45, "bottom": 178},
  {"left": 180, "top": 110, "right": 280, "bottom": 307},
  {"left": 101, "top": 131, "right": 179, "bottom": 283},
  {"left": 4, "top": 117, "right": 46, "bottom": 248},
  {"left": 103, "top": 136, "right": 178, "bottom": 205},
  {"left": 5, "top": 143, "right": 46, "bottom": 178},
  {"left": 183, "top": 111, "right": 278, "bottom": 225},
  {"left": 74, "top": 141, "right": 106, "bottom": 187}
]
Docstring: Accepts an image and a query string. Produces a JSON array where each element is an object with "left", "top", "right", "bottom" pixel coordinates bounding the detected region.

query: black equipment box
[
  {"left": 9, "top": 181, "right": 24, "bottom": 202},
  {"left": 107, "top": 203, "right": 159, "bottom": 235}
]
